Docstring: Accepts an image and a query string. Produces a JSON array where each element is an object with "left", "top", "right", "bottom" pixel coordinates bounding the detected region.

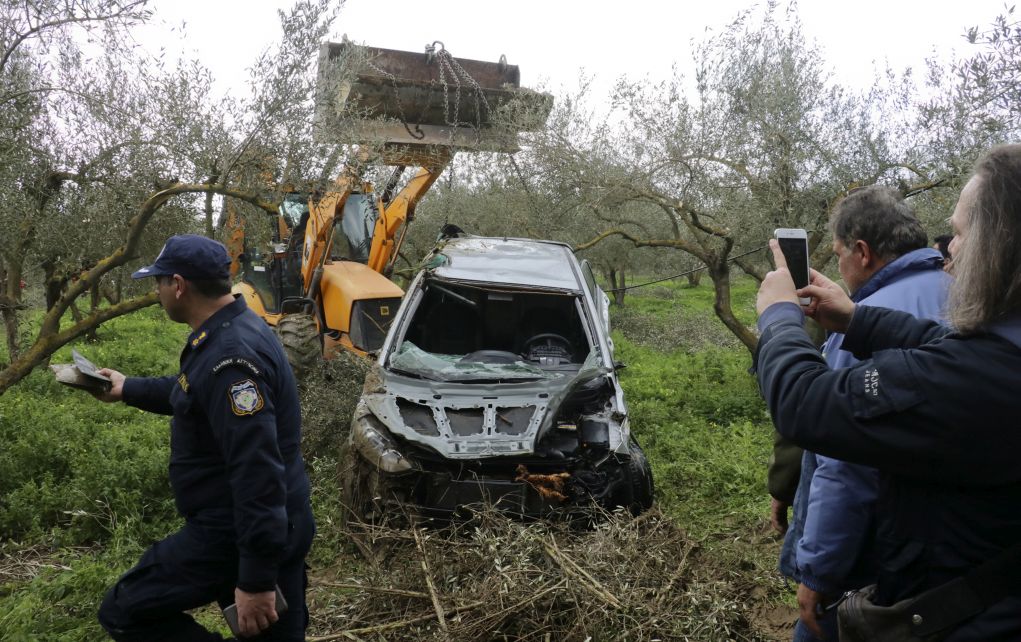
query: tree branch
[
  {"left": 40, "top": 183, "right": 276, "bottom": 337},
  {"left": 0, "top": 1, "right": 150, "bottom": 76},
  {"left": 0, "top": 293, "right": 156, "bottom": 394}
]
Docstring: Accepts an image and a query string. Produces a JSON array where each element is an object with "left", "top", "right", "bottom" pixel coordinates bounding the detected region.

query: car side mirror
[{"left": 613, "top": 360, "right": 627, "bottom": 371}]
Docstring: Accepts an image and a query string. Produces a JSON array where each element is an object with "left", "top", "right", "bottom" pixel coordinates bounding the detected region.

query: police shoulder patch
[{"left": 228, "top": 379, "right": 264, "bottom": 416}]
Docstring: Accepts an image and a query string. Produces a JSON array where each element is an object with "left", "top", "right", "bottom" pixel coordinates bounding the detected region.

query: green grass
[
  {"left": 0, "top": 308, "right": 189, "bottom": 641},
  {"left": 615, "top": 335, "right": 771, "bottom": 538},
  {"left": 616, "top": 273, "right": 760, "bottom": 327},
  {"left": 607, "top": 275, "right": 761, "bottom": 355}
]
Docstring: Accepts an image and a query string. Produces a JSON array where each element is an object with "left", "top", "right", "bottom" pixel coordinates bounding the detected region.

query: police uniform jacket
[
  {"left": 122, "top": 296, "right": 311, "bottom": 592},
  {"left": 758, "top": 302, "right": 1021, "bottom": 639}
]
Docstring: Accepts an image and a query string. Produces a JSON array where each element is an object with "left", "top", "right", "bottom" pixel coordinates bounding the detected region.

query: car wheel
[{"left": 622, "top": 436, "right": 655, "bottom": 514}]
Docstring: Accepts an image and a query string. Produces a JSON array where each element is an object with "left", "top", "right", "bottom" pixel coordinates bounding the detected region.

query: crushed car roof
[{"left": 429, "top": 237, "right": 583, "bottom": 292}]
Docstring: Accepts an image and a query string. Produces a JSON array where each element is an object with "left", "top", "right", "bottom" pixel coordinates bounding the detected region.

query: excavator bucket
[{"left": 315, "top": 41, "right": 552, "bottom": 152}]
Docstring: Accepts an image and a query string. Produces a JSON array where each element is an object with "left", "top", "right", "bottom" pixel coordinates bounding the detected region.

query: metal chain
[
  {"left": 427, "top": 41, "right": 490, "bottom": 140},
  {"left": 365, "top": 55, "right": 425, "bottom": 140},
  {"left": 436, "top": 45, "right": 490, "bottom": 131},
  {"left": 362, "top": 42, "right": 494, "bottom": 143}
]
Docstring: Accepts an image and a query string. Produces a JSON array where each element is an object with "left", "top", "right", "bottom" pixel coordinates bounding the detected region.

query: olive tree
[
  {"left": 520, "top": 6, "right": 947, "bottom": 352},
  {"left": 0, "top": 0, "right": 343, "bottom": 394}
]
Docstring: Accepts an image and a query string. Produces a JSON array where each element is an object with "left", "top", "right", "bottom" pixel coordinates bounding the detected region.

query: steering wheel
[
  {"left": 459, "top": 350, "right": 522, "bottom": 364},
  {"left": 522, "top": 333, "right": 573, "bottom": 355}
]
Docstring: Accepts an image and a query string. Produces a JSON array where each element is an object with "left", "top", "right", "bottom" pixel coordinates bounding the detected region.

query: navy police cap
[{"left": 131, "top": 234, "right": 231, "bottom": 281}]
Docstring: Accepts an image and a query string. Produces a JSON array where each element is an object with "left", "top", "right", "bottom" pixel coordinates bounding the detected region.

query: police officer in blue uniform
[{"left": 94, "top": 234, "right": 314, "bottom": 641}]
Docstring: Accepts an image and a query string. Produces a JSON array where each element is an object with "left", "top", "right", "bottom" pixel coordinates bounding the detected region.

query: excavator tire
[{"left": 274, "top": 313, "right": 321, "bottom": 377}]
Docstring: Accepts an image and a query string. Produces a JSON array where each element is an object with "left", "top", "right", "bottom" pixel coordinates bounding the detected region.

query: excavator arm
[
  {"left": 368, "top": 147, "right": 453, "bottom": 274},
  {"left": 300, "top": 158, "right": 364, "bottom": 295}
]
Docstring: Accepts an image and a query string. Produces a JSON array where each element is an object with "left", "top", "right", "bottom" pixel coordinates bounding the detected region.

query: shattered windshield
[{"left": 389, "top": 342, "right": 570, "bottom": 382}]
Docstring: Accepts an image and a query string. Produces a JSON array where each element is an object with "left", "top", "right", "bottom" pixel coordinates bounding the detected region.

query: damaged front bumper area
[{"left": 344, "top": 387, "right": 654, "bottom": 521}]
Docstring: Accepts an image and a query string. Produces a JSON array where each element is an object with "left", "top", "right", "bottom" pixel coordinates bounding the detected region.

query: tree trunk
[
  {"left": 43, "top": 261, "right": 66, "bottom": 312},
  {"left": 734, "top": 256, "right": 766, "bottom": 284},
  {"left": 607, "top": 269, "right": 620, "bottom": 305},
  {"left": 90, "top": 280, "right": 102, "bottom": 311},
  {"left": 0, "top": 264, "right": 21, "bottom": 362},
  {"left": 2, "top": 306, "right": 18, "bottom": 363},
  {"left": 204, "top": 174, "right": 219, "bottom": 238},
  {"left": 69, "top": 302, "right": 99, "bottom": 342},
  {"left": 685, "top": 270, "right": 702, "bottom": 287},
  {"left": 613, "top": 266, "right": 626, "bottom": 306},
  {"left": 101, "top": 282, "right": 120, "bottom": 305},
  {"left": 706, "top": 261, "right": 757, "bottom": 353}
]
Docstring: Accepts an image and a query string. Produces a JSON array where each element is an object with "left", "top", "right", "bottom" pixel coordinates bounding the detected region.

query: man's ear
[
  {"left": 172, "top": 274, "right": 187, "bottom": 299},
  {"left": 853, "top": 239, "right": 874, "bottom": 269}
]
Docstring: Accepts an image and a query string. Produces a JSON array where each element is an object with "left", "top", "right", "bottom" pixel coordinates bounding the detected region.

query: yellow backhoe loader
[{"left": 226, "top": 41, "right": 551, "bottom": 373}]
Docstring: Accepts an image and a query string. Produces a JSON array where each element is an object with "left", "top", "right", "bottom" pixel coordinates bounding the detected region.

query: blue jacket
[
  {"left": 758, "top": 302, "right": 1021, "bottom": 640},
  {"left": 779, "top": 248, "right": 950, "bottom": 596},
  {"left": 122, "top": 296, "right": 312, "bottom": 592}
]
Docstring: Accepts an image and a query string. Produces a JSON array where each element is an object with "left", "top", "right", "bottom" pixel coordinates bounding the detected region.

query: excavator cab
[
  {"left": 236, "top": 193, "right": 308, "bottom": 315},
  {"left": 230, "top": 40, "right": 552, "bottom": 373}
]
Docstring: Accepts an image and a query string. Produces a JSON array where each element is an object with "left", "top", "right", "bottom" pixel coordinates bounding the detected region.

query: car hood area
[{"left": 360, "top": 352, "right": 628, "bottom": 459}]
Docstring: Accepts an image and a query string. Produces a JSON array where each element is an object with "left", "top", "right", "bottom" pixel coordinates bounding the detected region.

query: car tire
[
  {"left": 623, "top": 436, "right": 655, "bottom": 514},
  {"left": 275, "top": 313, "right": 321, "bottom": 377}
]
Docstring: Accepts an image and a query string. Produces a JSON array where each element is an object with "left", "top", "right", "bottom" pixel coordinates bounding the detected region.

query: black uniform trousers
[{"left": 98, "top": 502, "right": 314, "bottom": 641}]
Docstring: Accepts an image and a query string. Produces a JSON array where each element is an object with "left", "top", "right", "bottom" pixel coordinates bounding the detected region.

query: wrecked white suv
[{"left": 341, "top": 236, "right": 654, "bottom": 520}]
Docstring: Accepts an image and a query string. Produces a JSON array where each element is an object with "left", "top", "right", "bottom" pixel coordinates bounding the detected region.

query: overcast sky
[{"left": 139, "top": 0, "right": 1008, "bottom": 97}]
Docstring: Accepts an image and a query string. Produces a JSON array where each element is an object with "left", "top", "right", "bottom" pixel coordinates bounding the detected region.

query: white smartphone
[{"left": 773, "top": 228, "right": 811, "bottom": 305}]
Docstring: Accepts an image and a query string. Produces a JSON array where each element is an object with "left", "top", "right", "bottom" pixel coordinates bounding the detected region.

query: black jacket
[
  {"left": 123, "top": 297, "right": 311, "bottom": 592},
  {"left": 757, "top": 303, "right": 1021, "bottom": 639}
]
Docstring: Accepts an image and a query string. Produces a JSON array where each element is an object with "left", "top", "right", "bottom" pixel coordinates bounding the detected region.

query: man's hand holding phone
[
  {"left": 756, "top": 239, "right": 802, "bottom": 314},
  {"left": 773, "top": 228, "right": 811, "bottom": 304},
  {"left": 801, "top": 268, "right": 855, "bottom": 334},
  {"left": 756, "top": 239, "right": 857, "bottom": 333},
  {"left": 92, "top": 368, "right": 125, "bottom": 403}
]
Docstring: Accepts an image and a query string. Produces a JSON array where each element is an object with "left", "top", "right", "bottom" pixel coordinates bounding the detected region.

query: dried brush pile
[{"left": 307, "top": 507, "right": 769, "bottom": 641}]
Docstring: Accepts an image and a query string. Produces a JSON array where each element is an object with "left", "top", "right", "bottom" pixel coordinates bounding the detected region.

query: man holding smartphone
[{"left": 768, "top": 187, "right": 950, "bottom": 641}]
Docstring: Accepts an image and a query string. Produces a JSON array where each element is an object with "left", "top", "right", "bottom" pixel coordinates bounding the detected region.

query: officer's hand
[
  {"left": 769, "top": 497, "right": 790, "bottom": 536},
  {"left": 92, "top": 368, "right": 125, "bottom": 403},
  {"left": 756, "top": 240, "right": 801, "bottom": 314},
  {"left": 235, "top": 588, "right": 278, "bottom": 637},
  {"left": 797, "top": 583, "right": 827, "bottom": 638},
  {"left": 800, "top": 269, "right": 855, "bottom": 333}
]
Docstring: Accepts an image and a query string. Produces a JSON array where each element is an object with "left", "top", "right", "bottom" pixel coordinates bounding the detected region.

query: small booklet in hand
[{"left": 50, "top": 349, "right": 112, "bottom": 392}]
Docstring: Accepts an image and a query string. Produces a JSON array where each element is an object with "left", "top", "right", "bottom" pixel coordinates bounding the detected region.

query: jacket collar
[
  {"left": 185, "top": 295, "right": 248, "bottom": 351},
  {"left": 852, "top": 248, "right": 945, "bottom": 303},
  {"left": 987, "top": 313, "right": 1021, "bottom": 350}
]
